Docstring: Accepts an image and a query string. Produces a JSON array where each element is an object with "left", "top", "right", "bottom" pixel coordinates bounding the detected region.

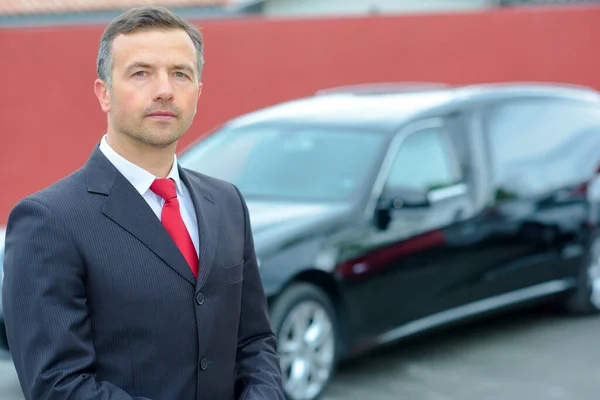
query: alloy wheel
[{"left": 278, "top": 300, "right": 336, "bottom": 400}]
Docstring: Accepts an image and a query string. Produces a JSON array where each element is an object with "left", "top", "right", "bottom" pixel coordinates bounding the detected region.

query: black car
[{"left": 177, "top": 82, "right": 600, "bottom": 400}]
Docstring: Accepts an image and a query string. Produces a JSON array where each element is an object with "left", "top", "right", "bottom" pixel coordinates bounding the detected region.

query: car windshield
[{"left": 178, "top": 124, "right": 387, "bottom": 202}]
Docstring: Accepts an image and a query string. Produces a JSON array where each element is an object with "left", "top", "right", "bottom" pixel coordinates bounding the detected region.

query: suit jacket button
[
  {"left": 196, "top": 293, "right": 204, "bottom": 305},
  {"left": 200, "top": 358, "right": 209, "bottom": 370}
]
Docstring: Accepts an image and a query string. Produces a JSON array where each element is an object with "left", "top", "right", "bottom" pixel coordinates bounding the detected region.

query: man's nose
[{"left": 153, "top": 72, "right": 174, "bottom": 102}]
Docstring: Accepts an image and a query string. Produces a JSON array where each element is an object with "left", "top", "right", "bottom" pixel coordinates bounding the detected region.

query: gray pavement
[{"left": 1, "top": 305, "right": 600, "bottom": 399}]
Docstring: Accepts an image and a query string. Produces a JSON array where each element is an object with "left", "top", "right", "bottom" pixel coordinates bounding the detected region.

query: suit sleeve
[
  {"left": 2, "top": 198, "right": 152, "bottom": 400},
  {"left": 232, "top": 186, "right": 285, "bottom": 400}
]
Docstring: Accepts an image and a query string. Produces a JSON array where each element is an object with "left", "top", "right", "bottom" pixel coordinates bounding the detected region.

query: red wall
[{"left": 1, "top": 5, "right": 600, "bottom": 224}]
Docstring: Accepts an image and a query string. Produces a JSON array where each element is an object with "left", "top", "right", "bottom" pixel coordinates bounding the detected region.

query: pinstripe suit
[{"left": 2, "top": 145, "right": 285, "bottom": 400}]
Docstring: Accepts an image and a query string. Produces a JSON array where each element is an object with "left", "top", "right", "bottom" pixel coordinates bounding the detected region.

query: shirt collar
[{"left": 99, "top": 134, "right": 183, "bottom": 196}]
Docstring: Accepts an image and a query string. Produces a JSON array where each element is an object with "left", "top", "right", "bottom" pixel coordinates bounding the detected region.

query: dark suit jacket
[{"left": 2, "top": 145, "right": 285, "bottom": 400}]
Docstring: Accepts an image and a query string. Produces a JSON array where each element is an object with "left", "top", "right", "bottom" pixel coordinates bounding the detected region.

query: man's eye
[
  {"left": 175, "top": 72, "right": 188, "bottom": 78},
  {"left": 134, "top": 71, "right": 147, "bottom": 77}
]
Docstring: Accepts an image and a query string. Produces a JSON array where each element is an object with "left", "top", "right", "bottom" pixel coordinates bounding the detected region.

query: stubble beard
[
  {"left": 114, "top": 112, "right": 194, "bottom": 149},
  {"left": 124, "top": 122, "right": 183, "bottom": 149}
]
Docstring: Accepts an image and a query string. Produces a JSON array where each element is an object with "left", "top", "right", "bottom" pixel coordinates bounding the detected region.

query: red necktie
[{"left": 150, "top": 178, "right": 199, "bottom": 278}]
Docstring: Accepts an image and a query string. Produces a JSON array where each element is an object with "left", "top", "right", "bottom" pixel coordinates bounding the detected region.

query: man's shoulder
[{"left": 16, "top": 168, "right": 87, "bottom": 212}]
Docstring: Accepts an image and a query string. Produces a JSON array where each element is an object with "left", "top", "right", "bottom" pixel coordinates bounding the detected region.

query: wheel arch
[{"left": 267, "top": 268, "right": 350, "bottom": 359}]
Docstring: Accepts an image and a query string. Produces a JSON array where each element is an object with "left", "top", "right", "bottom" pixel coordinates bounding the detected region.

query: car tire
[
  {"left": 562, "top": 233, "right": 600, "bottom": 315},
  {"left": 270, "top": 283, "right": 340, "bottom": 400}
]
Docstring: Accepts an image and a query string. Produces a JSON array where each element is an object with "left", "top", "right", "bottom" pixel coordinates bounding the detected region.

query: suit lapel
[
  {"left": 84, "top": 146, "right": 197, "bottom": 286},
  {"left": 179, "top": 167, "right": 220, "bottom": 292}
]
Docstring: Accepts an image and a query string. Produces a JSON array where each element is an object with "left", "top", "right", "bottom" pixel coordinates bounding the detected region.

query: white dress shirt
[{"left": 99, "top": 135, "right": 199, "bottom": 257}]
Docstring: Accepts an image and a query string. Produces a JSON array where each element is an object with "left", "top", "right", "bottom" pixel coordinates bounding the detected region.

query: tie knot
[{"left": 150, "top": 178, "right": 177, "bottom": 201}]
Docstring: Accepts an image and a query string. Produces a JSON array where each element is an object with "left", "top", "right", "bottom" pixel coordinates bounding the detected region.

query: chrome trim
[
  {"left": 428, "top": 182, "right": 468, "bottom": 203},
  {"left": 366, "top": 280, "right": 574, "bottom": 349}
]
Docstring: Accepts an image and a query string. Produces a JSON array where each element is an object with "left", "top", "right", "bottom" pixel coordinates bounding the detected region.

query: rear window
[{"left": 484, "top": 99, "right": 600, "bottom": 198}]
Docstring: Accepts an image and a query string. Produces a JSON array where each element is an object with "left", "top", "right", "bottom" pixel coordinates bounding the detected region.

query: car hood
[{"left": 245, "top": 200, "right": 352, "bottom": 253}]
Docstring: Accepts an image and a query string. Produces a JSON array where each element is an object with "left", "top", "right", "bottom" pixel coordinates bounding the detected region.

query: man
[{"left": 2, "top": 6, "right": 284, "bottom": 400}]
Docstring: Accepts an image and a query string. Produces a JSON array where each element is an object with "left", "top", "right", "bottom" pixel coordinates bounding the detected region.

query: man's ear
[
  {"left": 94, "top": 79, "right": 111, "bottom": 113},
  {"left": 193, "top": 82, "right": 203, "bottom": 114}
]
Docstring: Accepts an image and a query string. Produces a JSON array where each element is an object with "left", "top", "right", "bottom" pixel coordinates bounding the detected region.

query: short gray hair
[{"left": 97, "top": 6, "right": 204, "bottom": 87}]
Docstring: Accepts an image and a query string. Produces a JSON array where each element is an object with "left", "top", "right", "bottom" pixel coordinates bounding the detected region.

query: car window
[
  {"left": 385, "top": 125, "right": 461, "bottom": 191},
  {"left": 484, "top": 100, "right": 600, "bottom": 198}
]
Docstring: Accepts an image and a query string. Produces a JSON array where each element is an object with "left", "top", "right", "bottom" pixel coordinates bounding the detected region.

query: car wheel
[
  {"left": 270, "top": 283, "right": 339, "bottom": 400},
  {"left": 563, "top": 234, "right": 600, "bottom": 314}
]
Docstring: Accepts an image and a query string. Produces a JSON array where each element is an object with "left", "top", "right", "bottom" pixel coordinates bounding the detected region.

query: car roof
[{"left": 224, "top": 82, "right": 600, "bottom": 131}]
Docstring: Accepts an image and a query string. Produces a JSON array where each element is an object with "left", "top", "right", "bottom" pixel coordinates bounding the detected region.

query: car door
[
  {"left": 338, "top": 116, "right": 488, "bottom": 343},
  {"left": 471, "top": 98, "right": 600, "bottom": 297}
]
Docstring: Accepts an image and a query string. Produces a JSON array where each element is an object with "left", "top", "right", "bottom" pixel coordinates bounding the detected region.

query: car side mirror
[{"left": 374, "top": 186, "right": 430, "bottom": 230}]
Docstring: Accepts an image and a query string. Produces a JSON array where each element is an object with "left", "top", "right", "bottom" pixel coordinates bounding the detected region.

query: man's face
[{"left": 97, "top": 28, "right": 202, "bottom": 148}]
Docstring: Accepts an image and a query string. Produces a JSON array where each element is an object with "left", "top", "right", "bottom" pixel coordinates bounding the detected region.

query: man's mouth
[{"left": 146, "top": 110, "right": 177, "bottom": 121}]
